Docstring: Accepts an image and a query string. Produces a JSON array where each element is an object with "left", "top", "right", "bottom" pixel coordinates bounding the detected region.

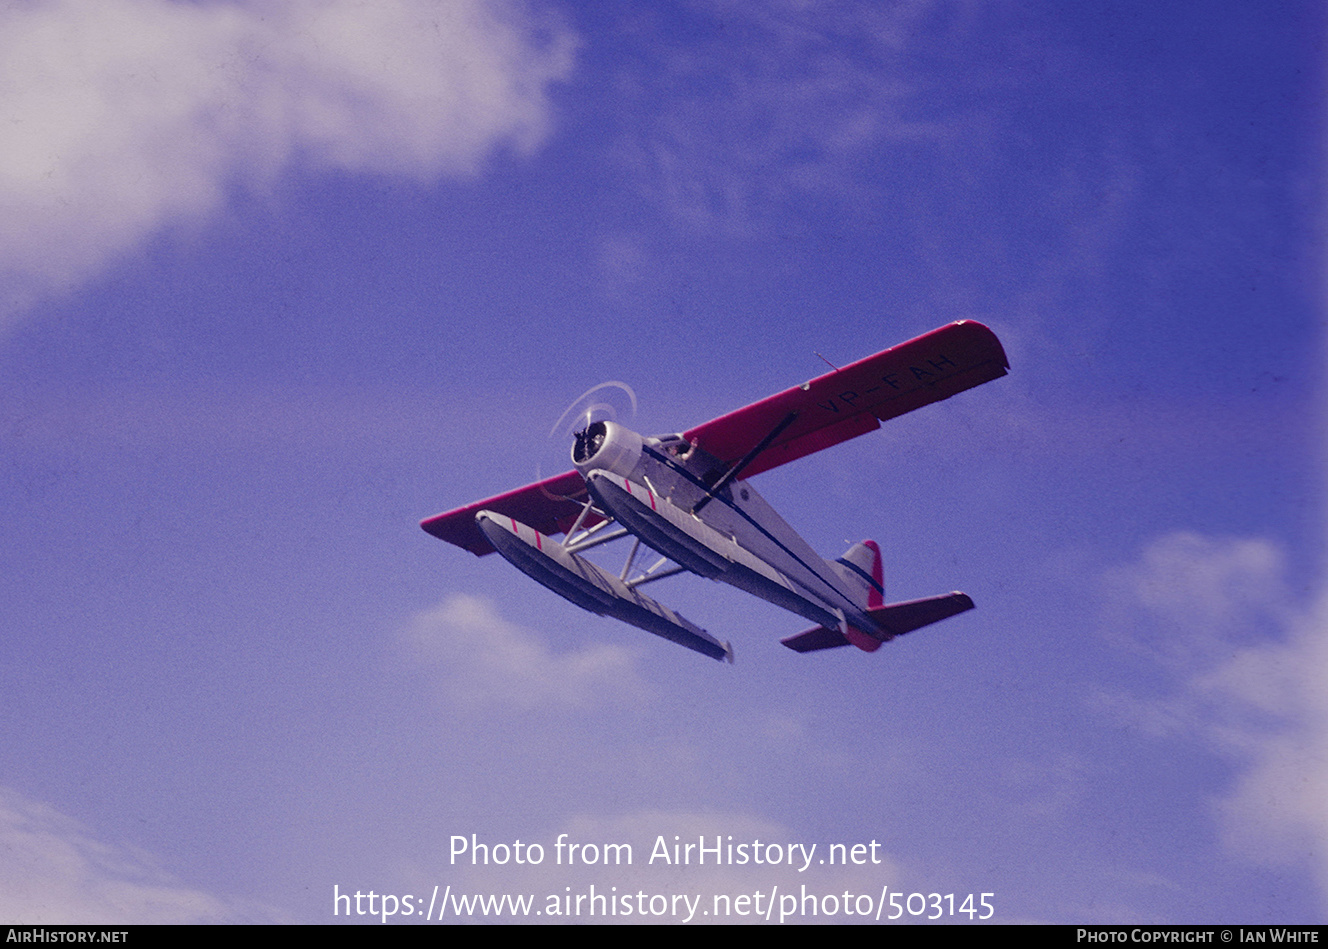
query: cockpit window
[{"left": 656, "top": 434, "right": 694, "bottom": 460}]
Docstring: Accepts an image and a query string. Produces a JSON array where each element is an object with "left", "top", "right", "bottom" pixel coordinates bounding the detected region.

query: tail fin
[{"left": 829, "top": 539, "right": 884, "bottom": 610}]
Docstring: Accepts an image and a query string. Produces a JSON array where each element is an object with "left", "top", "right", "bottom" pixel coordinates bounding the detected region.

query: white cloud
[
  {"left": 1101, "top": 532, "right": 1328, "bottom": 908},
  {"left": 0, "top": 786, "right": 273, "bottom": 924},
  {"left": 1101, "top": 531, "right": 1290, "bottom": 668},
  {"left": 403, "top": 594, "right": 651, "bottom": 710},
  {"left": 0, "top": 0, "right": 574, "bottom": 313},
  {"left": 610, "top": 1, "right": 949, "bottom": 237},
  {"left": 1204, "top": 591, "right": 1328, "bottom": 900}
]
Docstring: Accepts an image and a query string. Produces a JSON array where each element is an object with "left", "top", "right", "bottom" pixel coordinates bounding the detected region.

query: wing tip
[
  {"left": 948, "top": 318, "right": 1010, "bottom": 370},
  {"left": 420, "top": 512, "right": 495, "bottom": 556}
]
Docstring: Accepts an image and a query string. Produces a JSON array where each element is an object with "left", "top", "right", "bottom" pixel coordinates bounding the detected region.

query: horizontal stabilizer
[
  {"left": 780, "top": 625, "right": 852, "bottom": 653},
  {"left": 781, "top": 592, "right": 975, "bottom": 654},
  {"left": 868, "top": 592, "right": 974, "bottom": 638}
]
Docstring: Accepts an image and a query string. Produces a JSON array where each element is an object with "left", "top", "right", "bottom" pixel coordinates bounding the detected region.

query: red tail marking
[
  {"left": 862, "top": 540, "right": 883, "bottom": 609},
  {"left": 843, "top": 626, "right": 883, "bottom": 652}
]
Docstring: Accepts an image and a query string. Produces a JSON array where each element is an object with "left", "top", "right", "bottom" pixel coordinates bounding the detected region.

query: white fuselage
[{"left": 572, "top": 421, "right": 878, "bottom": 636}]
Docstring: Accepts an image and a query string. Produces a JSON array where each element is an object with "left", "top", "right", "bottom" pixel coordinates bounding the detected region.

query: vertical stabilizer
[{"left": 830, "top": 539, "right": 884, "bottom": 609}]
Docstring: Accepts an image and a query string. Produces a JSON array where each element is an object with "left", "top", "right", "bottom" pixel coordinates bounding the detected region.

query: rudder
[{"left": 830, "top": 539, "right": 884, "bottom": 610}]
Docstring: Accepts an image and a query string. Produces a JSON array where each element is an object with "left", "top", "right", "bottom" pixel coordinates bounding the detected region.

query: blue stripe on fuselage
[{"left": 641, "top": 445, "right": 855, "bottom": 616}]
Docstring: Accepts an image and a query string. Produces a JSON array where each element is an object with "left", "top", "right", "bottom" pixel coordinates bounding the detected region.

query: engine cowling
[{"left": 572, "top": 420, "right": 644, "bottom": 480}]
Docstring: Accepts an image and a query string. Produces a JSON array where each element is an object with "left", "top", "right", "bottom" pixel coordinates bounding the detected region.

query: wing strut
[{"left": 692, "top": 411, "right": 799, "bottom": 515}]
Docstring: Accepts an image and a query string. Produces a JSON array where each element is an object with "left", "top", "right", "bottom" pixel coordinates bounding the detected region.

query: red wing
[
  {"left": 420, "top": 469, "right": 590, "bottom": 556},
  {"left": 684, "top": 320, "right": 1008, "bottom": 478},
  {"left": 422, "top": 321, "right": 1007, "bottom": 556}
]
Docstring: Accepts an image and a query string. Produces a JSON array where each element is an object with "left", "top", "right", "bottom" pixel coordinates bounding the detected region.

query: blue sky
[{"left": 0, "top": 0, "right": 1322, "bottom": 925}]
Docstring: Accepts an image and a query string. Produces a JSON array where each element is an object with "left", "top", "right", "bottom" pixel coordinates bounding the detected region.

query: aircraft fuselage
[{"left": 571, "top": 420, "right": 879, "bottom": 636}]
